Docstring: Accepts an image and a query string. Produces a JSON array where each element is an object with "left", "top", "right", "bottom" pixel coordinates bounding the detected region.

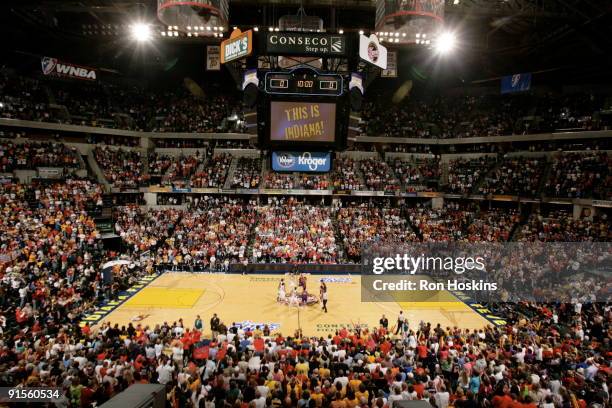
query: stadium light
[
  {"left": 130, "top": 23, "right": 152, "bottom": 42},
  {"left": 435, "top": 31, "right": 457, "bottom": 54}
]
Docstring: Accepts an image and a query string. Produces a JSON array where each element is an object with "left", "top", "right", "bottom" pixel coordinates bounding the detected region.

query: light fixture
[
  {"left": 434, "top": 31, "right": 456, "bottom": 54},
  {"left": 339, "top": 29, "right": 344, "bottom": 34},
  {"left": 254, "top": 27, "right": 259, "bottom": 31},
  {"left": 130, "top": 23, "right": 152, "bottom": 42},
  {"left": 358, "top": 30, "right": 364, "bottom": 35}
]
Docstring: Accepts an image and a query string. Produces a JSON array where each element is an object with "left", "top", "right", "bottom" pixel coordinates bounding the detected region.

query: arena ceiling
[{"left": 1, "top": 0, "right": 611, "bottom": 82}]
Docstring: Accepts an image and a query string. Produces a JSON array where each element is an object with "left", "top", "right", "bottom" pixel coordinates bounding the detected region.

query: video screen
[{"left": 270, "top": 101, "right": 336, "bottom": 143}]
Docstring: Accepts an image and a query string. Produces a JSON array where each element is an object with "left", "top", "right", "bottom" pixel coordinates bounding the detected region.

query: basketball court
[{"left": 96, "top": 273, "right": 501, "bottom": 335}]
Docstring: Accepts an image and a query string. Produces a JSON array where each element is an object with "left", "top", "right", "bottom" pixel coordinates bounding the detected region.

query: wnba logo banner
[
  {"left": 272, "top": 151, "right": 331, "bottom": 172},
  {"left": 41, "top": 56, "right": 97, "bottom": 81},
  {"left": 501, "top": 72, "right": 531, "bottom": 94}
]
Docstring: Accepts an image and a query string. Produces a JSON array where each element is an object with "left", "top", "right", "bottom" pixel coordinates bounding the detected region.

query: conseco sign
[
  {"left": 272, "top": 151, "right": 332, "bottom": 172},
  {"left": 266, "top": 32, "right": 346, "bottom": 56},
  {"left": 221, "top": 29, "right": 253, "bottom": 64}
]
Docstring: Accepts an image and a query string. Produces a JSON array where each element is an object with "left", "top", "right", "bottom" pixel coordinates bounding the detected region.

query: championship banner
[
  {"left": 221, "top": 29, "right": 253, "bottom": 64},
  {"left": 381, "top": 51, "right": 397, "bottom": 77},
  {"left": 206, "top": 45, "right": 221, "bottom": 70},
  {"left": 41, "top": 56, "right": 97, "bottom": 81},
  {"left": 266, "top": 32, "right": 346, "bottom": 56},
  {"left": 501, "top": 72, "right": 531, "bottom": 94},
  {"left": 359, "top": 34, "right": 387, "bottom": 69}
]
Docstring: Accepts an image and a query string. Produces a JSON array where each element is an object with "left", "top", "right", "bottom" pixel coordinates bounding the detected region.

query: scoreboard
[
  {"left": 258, "top": 67, "right": 349, "bottom": 151},
  {"left": 265, "top": 71, "right": 343, "bottom": 96}
]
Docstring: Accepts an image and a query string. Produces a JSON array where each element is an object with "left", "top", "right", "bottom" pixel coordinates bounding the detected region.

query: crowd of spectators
[
  {"left": 166, "top": 154, "right": 203, "bottom": 184},
  {"left": 230, "top": 158, "right": 262, "bottom": 189},
  {"left": 545, "top": 152, "right": 611, "bottom": 199},
  {"left": 517, "top": 211, "right": 610, "bottom": 242},
  {"left": 360, "top": 92, "right": 605, "bottom": 139},
  {"left": 93, "top": 146, "right": 146, "bottom": 189},
  {"left": 0, "top": 69, "right": 49, "bottom": 122},
  {"left": 1, "top": 296, "right": 609, "bottom": 408},
  {"left": 406, "top": 203, "right": 473, "bottom": 242},
  {"left": 389, "top": 158, "right": 440, "bottom": 192},
  {"left": 265, "top": 173, "right": 297, "bottom": 190},
  {"left": 159, "top": 196, "right": 256, "bottom": 271},
  {"left": 332, "top": 158, "right": 366, "bottom": 191},
  {"left": 465, "top": 208, "right": 521, "bottom": 242},
  {"left": 360, "top": 159, "right": 401, "bottom": 192},
  {"left": 114, "top": 206, "right": 182, "bottom": 254},
  {"left": 0, "top": 69, "right": 242, "bottom": 132},
  {"left": 336, "top": 204, "right": 417, "bottom": 262},
  {"left": 0, "top": 140, "right": 80, "bottom": 172},
  {"left": 148, "top": 152, "right": 174, "bottom": 176},
  {"left": 445, "top": 158, "right": 496, "bottom": 195},
  {"left": 298, "top": 175, "right": 332, "bottom": 190},
  {"left": 191, "top": 154, "right": 232, "bottom": 188},
  {"left": 478, "top": 157, "right": 546, "bottom": 197},
  {"left": 251, "top": 198, "right": 338, "bottom": 264}
]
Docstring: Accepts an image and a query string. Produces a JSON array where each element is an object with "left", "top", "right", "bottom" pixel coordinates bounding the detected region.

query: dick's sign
[{"left": 221, "top": 29, "right": 253, "bottom": 64}]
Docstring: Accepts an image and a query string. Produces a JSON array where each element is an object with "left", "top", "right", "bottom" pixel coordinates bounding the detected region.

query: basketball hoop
[
  {"left": 375, "top": 0, "right": 444, "bottom": 45},
  {"left": 157, "top": 0, "right": 229, "bottom": 35}
]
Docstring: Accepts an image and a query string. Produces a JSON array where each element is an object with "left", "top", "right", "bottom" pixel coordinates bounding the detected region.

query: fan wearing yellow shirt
[
  {"left": 344, "top": 389, "right": 359, "bottom": 408},
  {"left": 310, "top": 387, "right": 325, "bottom": 407},
  {"left": 330, "top": 393, "right": 347, "bottom": 408},
  {"left": 319, "top": 363, "right": 331, "bottom": 379},
  {"left": 295, "top": 358, "right": 310, "bottom": 376},
  {"left": 355, "top": 383, "right": 369, "bottom": 403},
  {"left": 348, "top": 377, "right": 361, "bottom": 392}
]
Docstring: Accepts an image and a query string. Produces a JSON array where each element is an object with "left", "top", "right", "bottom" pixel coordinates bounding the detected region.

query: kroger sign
[{"left": 272, "top": 151, "right": 331, "bottom": 172}]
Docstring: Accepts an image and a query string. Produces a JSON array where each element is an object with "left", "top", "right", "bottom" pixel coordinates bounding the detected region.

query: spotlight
[
  {"left": 435, "top": 31, "right": 457, "bottom": 54},
  {"left": 269, "top": 27, "right": 274, "bottom": 32},
  {"left": 254, "top": 27, "right": 259, "bottom": 31},
  {"left": 358, "top": 30, "right": 364, "bottom": 35},
  {"left": 338, "top": 29, "right": 344, "bottom": 34},
  {"left": 274, "top": 27, "right": 279, "bottom": 32},
  {"left": 130, "top": 23, "right": 152, "bottom": 42}
]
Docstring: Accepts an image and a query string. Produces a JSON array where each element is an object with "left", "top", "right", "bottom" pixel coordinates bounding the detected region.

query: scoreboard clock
[{"left": 264, "top": 69, "right": 343, "bottom": 96}]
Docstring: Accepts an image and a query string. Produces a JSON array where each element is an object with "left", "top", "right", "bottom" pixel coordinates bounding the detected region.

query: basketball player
[
  {"left": 278, "top": 279, "right": 286, "bottom": 302},
  {"left": 289, "top": 287, "right": 300, "bottom": 307},
  {"left": 298, "top": 273, "right": 307, "bottom": 291}
]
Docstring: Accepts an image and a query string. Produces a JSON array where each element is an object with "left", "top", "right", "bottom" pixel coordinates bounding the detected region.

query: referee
[{"left": 321, "top": 289, "right": 328, "bottom": 313}]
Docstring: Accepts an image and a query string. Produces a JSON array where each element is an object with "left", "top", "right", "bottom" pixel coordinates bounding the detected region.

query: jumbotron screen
[{"left": 269, "top": 101, "right": 336, "bottom": 143}]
